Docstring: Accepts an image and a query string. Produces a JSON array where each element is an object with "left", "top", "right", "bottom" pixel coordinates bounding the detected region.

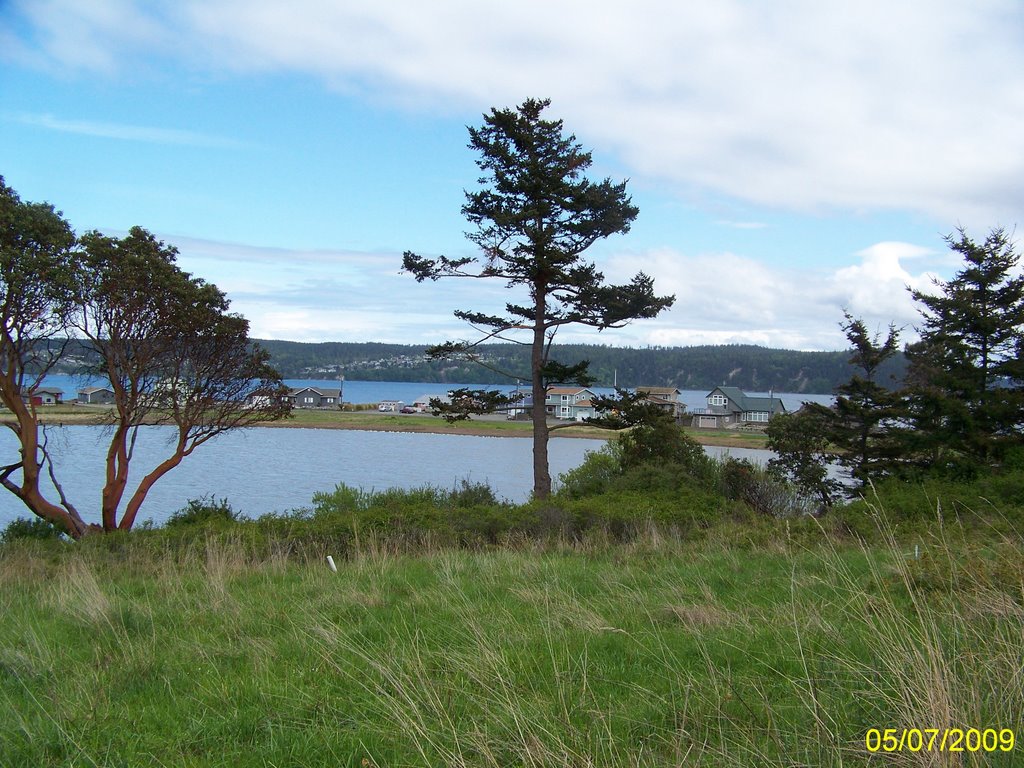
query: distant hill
[{"left": 251, "top": 340, "right": 908, "bottom": 394}]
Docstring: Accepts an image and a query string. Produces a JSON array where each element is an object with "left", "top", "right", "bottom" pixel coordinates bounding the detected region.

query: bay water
[{"left": 2, "top": 378, "right": 827, "bottom": 529}]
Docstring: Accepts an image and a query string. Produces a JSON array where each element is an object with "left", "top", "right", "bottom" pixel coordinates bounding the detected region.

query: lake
[{"left": 3, "top": 378, "right": 829, "bottom": 529}]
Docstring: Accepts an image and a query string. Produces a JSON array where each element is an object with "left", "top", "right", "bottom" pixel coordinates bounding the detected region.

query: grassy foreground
[{"left": 1, "top": 516, "right": 1021, "bottom": 767}]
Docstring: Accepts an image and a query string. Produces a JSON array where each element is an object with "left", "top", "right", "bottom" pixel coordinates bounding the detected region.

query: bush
[
  {"left": 0, "top": 516, "right": 67, "bottom": 544},
  {"left": 556, "top": 447, "right": 621, "bottom": 499},
  {"left": 716, "top": 457, "right": 819, "bottom": 518},
  {"left": 617, "top": 420, "right": 710, "bottom": 477},
  {"left": 164, "top": 496, "right": 240, "bottom": 528},
  {"left": 836, "top": 471, "right": 1024, "bottom": 540}
]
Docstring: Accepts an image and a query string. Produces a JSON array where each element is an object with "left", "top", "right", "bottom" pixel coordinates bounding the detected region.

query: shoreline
[{"left": 19, "top": 406, "right": 771, "bottom": 449}]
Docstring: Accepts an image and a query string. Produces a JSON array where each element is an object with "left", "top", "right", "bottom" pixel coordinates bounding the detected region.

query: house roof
[
  {"left": 23, "top": 387, "right": 64, "bottom": 396},
  {"left": 289, "top": 386, "right": 341, "bottom": 398},
  {"left": 79, "top": 386, "right": 114, "bottom": 394},
  {"left": 414, "top": 394, "right": 451, "bottom": 404},
  {"left": 643, "top": 394, "right": 684, "bottom": 408},
  {"left": 636, "top": 386, "right": 681, "bottom": 397},
  {"left": 707, "top": 386, "right": 786, "bottom": 414},
  {"left": 547, "top": 386, "right": 592, "bottom": 395}
]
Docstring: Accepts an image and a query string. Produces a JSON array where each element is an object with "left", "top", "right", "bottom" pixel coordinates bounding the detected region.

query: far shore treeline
[{"left": 39, "top": 338, "right": 906, "bottom": 394}]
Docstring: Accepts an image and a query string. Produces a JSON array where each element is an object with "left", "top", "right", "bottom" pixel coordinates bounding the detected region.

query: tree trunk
[
  {"left": 119, "top": 443, "right": 187, "bottom": 531},
  {"left": 101, "top": 424, "right": 131, "bottom": 531},
  {"left": 0, "top": 391, "right": 90, "bottom": 538},
  {"left": 531, "top": 300, "right": 551, "bottom": 499}
]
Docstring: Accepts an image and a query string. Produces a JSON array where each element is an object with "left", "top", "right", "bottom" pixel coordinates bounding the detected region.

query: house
[
  {"left": 77, "top": 386, "right": 115, "bottom": 405},
  {"left": 20, "top": 387, "right": 64, "bottom": 406},
  {"left": 412, "top": 394, "right": 451, "bottom": 413},
  {"left": 285, "top": 386, "right": 341, "bottom": 409},
  {"left": 377, "top": 399, "right": 404, "bottom": 412},
  {"left": 545, "top": 386, "right": 598, "bottom": 421},
  {"left": 692, "top": 386, "right": 786, "bottom": 429},
  {"left": 635, "top": 386, "right": 686, "bottom": 419}
]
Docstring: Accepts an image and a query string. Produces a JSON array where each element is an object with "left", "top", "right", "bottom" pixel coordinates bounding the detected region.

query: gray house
[
  {"left": 285, "top": 386, "right": 341, "bottom": 409},
  {"left": 636, "top": 386, "right": 686, "bottom": 420},
  {"left": 78, "top": 386, "right": 115, "bottom": 405},
  {"left": 545, "top": 386, "right": 598, "bottom": 421},
  {"left": 692, "top": 386, "right": 786, "bottom": 429}
]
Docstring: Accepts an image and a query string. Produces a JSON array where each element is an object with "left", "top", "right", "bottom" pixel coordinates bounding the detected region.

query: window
[
  {"left": 744, "top": 411, "right": 768, "bottom": 422},
  {"left": 708, "top": 394, "right": 727, "bottom": 407},
  {"left": 304, "top": 396, "right": 314, "bottom": 404}
]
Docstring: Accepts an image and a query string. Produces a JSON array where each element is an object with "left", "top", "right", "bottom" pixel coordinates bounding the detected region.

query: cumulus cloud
[
  {"left": 598, "top": 240, "right": 945, "bottom": 350},
  {"left": 8, "top": 0, "right": 1024, "bottom": 225}
]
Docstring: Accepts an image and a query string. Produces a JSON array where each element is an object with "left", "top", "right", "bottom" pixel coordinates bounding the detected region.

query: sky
[{"left": 2, "top": 1, "right": 1022, "bottom": 351}]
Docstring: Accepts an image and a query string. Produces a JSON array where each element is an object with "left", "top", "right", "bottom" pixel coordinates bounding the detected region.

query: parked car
[{"left": 399, "top": 406, "right": 417, "bottom": 414}]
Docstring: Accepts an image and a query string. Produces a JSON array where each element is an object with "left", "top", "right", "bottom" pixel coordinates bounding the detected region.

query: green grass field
[{"left": 1, "top": 516, "right": 1020, "bottom": 767}]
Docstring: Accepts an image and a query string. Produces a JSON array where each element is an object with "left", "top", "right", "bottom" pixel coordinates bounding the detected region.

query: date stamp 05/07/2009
[{"left": 865, "top": 728, "right": 1015, "bottom": 754}]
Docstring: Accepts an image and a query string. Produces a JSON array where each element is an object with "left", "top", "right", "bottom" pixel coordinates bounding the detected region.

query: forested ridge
[
  {"left": 37, "top": 337, "right": 903, "bottom": 394},
  {"left": 251, "top": 340, "right": 907, "bottom": 394}
]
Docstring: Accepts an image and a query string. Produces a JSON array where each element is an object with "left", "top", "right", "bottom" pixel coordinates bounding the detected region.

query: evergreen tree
[
  {"left": 769, "top": 313, "right": 902, "bottom": 500},
  {"left": 766, "top": 409, "right": 840, "bottom": 510},
  {"left": 904, "top": 227, "right": 1024, "bottom": 474},
  {"left": 828, "top": 313, "right": 905, "bottom": 490},
  {"left": 404, "top": 99, "right": 673, "bottom": 499}
]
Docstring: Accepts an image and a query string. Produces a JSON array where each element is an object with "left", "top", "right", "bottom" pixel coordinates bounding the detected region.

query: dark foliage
[
  {"left": 164, "top": 496, "right": 240, "bottom": 528},
  {"left": 402, "top": 98, "right": 673, "bottom": 498},
  {"left": 0, "top": 516, "right": 68, "bottom": 543}
]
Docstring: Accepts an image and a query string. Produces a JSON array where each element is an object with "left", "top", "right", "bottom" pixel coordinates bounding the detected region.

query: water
[
  {"left": 38, "top": 374, "right": 832, "bottom": 412},
  {"left": 0, "top": 425, "right": 612, "bottom": 527},
  {"left": 4, "top": 377, "right": 829, "bottom": 529}
]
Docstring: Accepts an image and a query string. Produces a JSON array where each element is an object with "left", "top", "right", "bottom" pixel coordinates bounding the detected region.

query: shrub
[
  {"left": 716, "top": 457, "right": 819, "bottom": 518},
  {"left": 556, "top": 446, "right": 621, "bottom": 499},
  {"left": 617, "top": 420, "right": 710, "bottom": 477},
  {"left": 0, "top": 516, "right": 67, "bottom": 544},
  {"left": 164, "top": 496, "right": 240, "bottom": 528}
]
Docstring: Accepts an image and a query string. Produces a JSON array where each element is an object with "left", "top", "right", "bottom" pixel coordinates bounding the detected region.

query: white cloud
[
  {"left": 9, "top": 0, "right": 1024, "bottom": 225},
  {"left": 166, "top": 233, "right": 944, "bottom": 350},
  {"left": 11, "top": 113, "right": 250, "bottom": 148},
  {"left": 600, "top": 240, "right": 944, "bottom": 350},
  {"left": 830, "top": 242, "right": 939, "bottom": 320}
]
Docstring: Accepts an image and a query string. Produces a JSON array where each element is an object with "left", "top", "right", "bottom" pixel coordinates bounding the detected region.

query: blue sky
[{"left": 2, "top": 1, "right": 1022, "bottom": 350}]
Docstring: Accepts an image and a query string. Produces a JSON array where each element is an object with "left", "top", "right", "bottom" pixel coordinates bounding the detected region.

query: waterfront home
[
  {"left": 77, "top": 386, "right": 115, "bottom": 405},
  {"left": 413, "top": 394, "right": 454, "bottom": 413},
  {"left": 692, "top": 386, "right": 786, "bottom": 429},
  {"left": 636, "top": 386, "right": 686, "bottom": 419},
  {"left": 20, "top": 387, "right": 64, "bottom": 406},
  {"left": 545, "top": 386, "right": 598, "bottom": 421},
  {"left": 285, "top": 386, "right": 341, "bottom": 409}
]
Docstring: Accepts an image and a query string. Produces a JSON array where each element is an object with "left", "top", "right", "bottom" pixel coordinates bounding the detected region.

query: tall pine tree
[
  {"left": 904, "top": 227, "right": 1024, "bottom": 474},
  {"left": 404, "top": 99, "right": 673, "bottom": 499}
]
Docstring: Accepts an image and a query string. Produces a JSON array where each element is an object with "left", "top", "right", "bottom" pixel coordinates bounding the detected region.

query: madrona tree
[
  {"left": 404, "top": 99, "right": 674, "bottom": 499},
  {"left": 0, "top": 177, "right": 81, "bottom": 534},
  {"left": 0, "top": 179, "right": 290, "bottom": 538},
  {"left": 74, "top": 227, "right": 292, "bottom": 533}
]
